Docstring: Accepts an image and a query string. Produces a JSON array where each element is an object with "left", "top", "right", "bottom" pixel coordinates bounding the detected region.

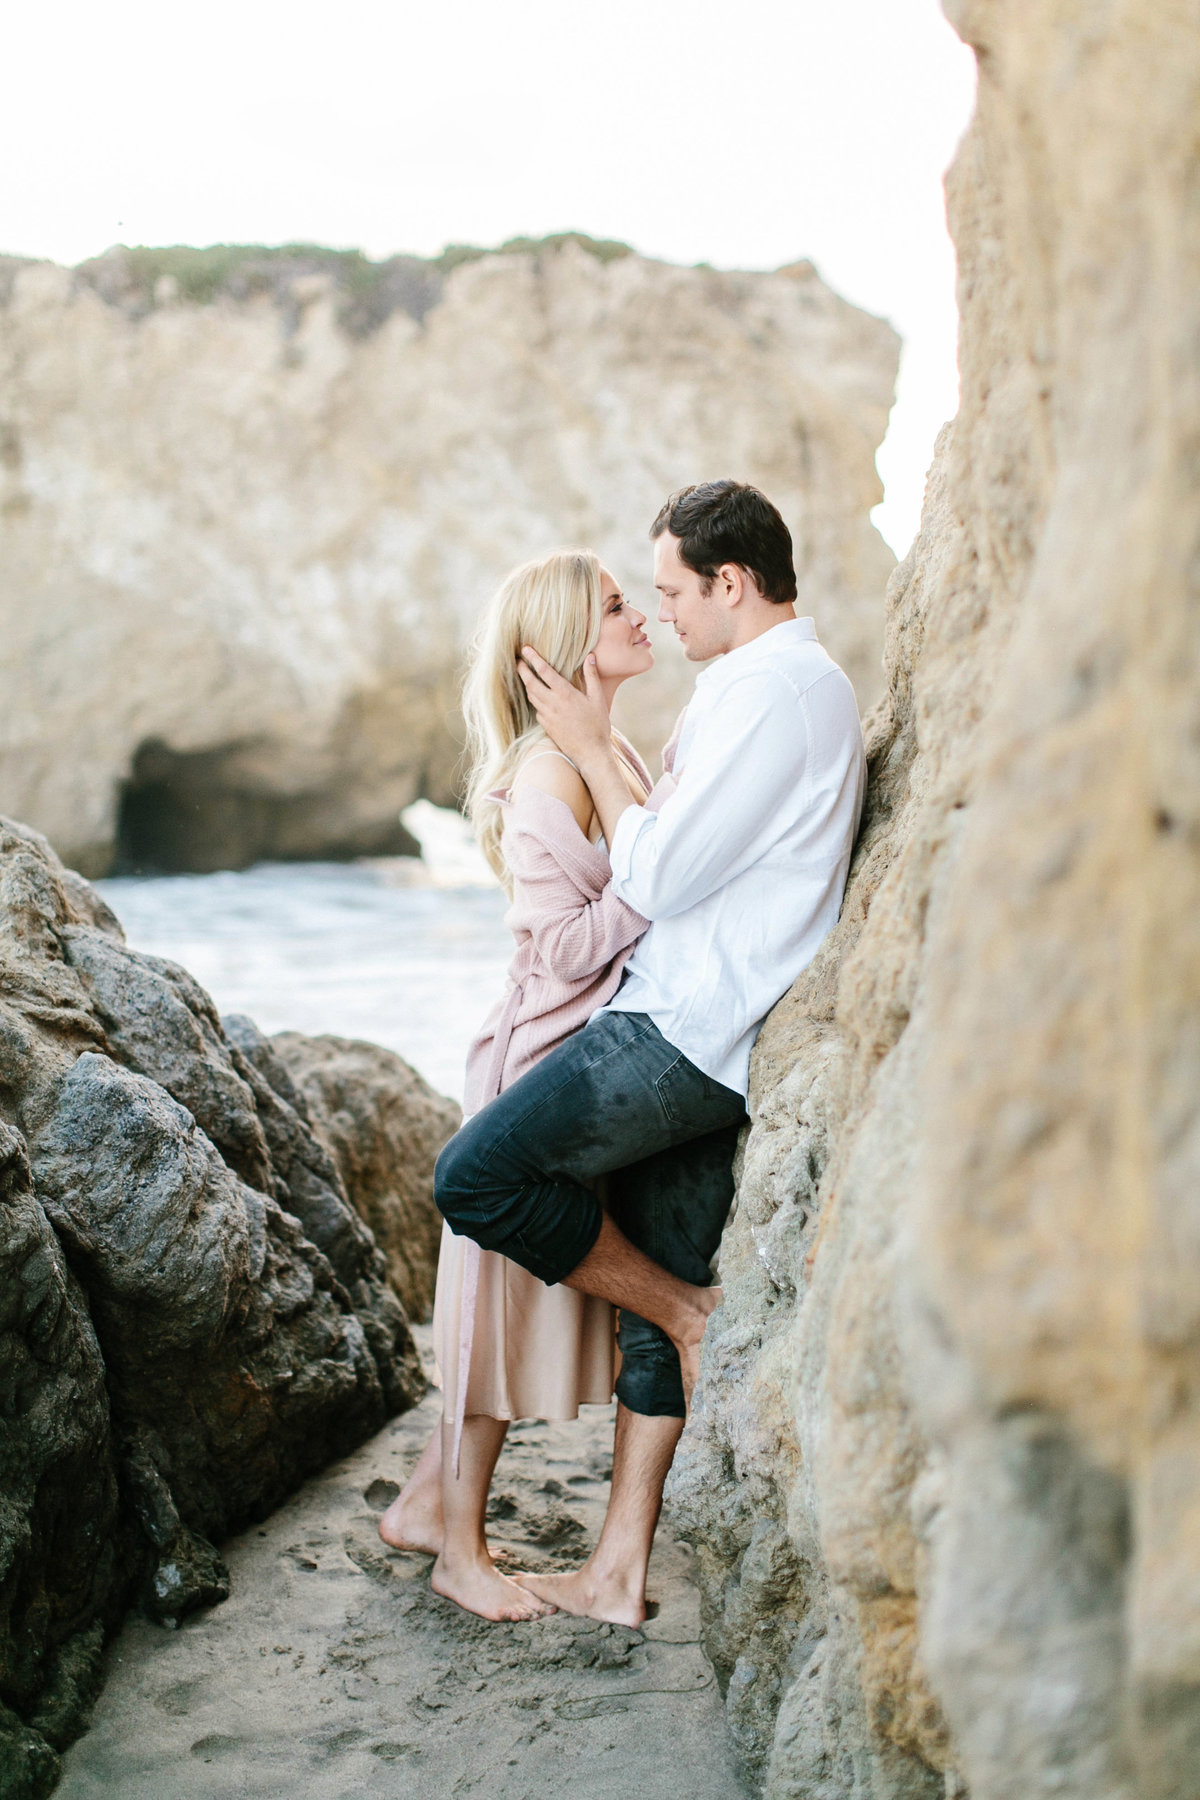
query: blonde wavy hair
[{"left": 463, "top": 549, "right": 605, "bottom": 888}]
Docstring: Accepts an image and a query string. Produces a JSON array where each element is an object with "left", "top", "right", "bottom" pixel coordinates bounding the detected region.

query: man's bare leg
[
  {"left": 430, "top": 1414, "right": 556, "bottom": 1622},
  {"left": 563, "top": 1213, "right": 721, "bottom": 1401},
  {"left": 515, "top": 1405, "right": 682, "bottom": 1625}
]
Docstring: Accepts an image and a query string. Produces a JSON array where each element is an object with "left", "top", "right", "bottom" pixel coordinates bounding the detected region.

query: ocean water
[{"left": 95, "top": 803, "right": 511, "bottom": 1102}]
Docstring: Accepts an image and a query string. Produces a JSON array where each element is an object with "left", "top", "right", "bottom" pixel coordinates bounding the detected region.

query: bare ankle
[
  {"left": 379, "top": 1490, "right": 444, "bottom": 1553},
  {"left": 436, "top": 1538, "right": 489, "bottom": 1575}
]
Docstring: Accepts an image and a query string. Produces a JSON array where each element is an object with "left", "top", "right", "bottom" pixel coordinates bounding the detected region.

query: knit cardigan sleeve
[{"left": 501, "top": 790, "right": 647, "bottom": 986}]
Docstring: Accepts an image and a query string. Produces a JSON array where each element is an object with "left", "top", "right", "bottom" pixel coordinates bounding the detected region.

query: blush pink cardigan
[
  {"left": 448, "top": 734, "right": 660, "bottom": 1465},
  {"left": 463, "top": 805, "right": 648, "bottom": 1108}
]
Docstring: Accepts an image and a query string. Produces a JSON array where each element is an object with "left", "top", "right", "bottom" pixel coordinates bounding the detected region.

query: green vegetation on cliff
[{"left": 72, "top": 233, "right": 635, "bottom": 333}]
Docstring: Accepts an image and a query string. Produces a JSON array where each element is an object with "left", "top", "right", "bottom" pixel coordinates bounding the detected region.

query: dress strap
[{"left": 521, "top": 747, "right": 580, "bottom": 773}]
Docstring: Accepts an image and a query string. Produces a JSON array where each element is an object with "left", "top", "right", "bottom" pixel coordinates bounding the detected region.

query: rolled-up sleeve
[
  {"left": 609, "top": 670, "right": 809, "bottom": 920},
  {"left": 607, "top": 802, "right": 656, "bottom": 890}
]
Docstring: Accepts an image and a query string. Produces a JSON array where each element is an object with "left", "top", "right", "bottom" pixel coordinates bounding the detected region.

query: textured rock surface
[
  {"left": 0, "top": 237, "right": 896, "bottom": 874},
  {"left": 269, "top": 1030, "right": 460, "bottom": 1324},
  {"left": 0, "top": 1124, "right": 116, "bottom": 1800},
  {"left": 0, "top": 817, "right": 443, "bottom": 1792},
  {"left": 670, "top": 5, "right": 1200, "bottom": 1798}
]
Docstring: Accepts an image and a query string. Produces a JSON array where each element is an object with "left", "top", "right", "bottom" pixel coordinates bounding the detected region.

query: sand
[{"left": 56, "top": 1333, "right": 749, "bottom": 1800}]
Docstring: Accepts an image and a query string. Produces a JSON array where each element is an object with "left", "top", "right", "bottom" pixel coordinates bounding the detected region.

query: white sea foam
[{"left": 95, "top": 805, "right": 509, "bottom": 1102}]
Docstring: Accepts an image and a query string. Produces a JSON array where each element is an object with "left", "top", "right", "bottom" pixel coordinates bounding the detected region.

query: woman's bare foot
[
  {"left": 514, "top": 1561, "right": 645, "bottom": 1628},
  {"left": 379, "top": 1427, "right": 447, "bottom": 1552},
  {"left": 431, "top": 1553, "right": 557, "bottom": 1622},
  {"left": 378, "top": 1489, "right": 444, "bottom": 1555},
  {"left": 378, "top": 1495, "right": 504, "bottom": 1563}
]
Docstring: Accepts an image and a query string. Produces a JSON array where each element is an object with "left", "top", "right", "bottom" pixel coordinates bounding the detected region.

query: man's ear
[{"left": 718, "top": 563, "right": 746, "bottom": 607}]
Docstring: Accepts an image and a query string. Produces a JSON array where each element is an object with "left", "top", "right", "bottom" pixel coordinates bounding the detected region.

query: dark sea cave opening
[{"left": 114, "top": 738, "right": 419, "bottom": 874}]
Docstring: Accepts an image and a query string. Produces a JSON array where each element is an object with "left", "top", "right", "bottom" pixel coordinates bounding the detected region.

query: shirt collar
[{"left": 694, "top": 616, "right": 818, "bottom": 689}]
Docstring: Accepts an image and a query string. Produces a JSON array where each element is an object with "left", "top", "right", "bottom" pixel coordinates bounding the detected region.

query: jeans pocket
[{"left": 655, "top": 1054, "right": 726, "bottom": 1133}]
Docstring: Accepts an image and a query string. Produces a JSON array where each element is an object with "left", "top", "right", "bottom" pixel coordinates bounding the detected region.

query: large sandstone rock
[
  {"left": 670, "top": 5, "right": 1200, "bottom": 1798},
  {"left": 0, "top": 816, "right": 446, "bottom": 1793},
  {"left": 267, "top": 1030, "right": 460, "bottom": 1324},
  {"left": 0, "top": 236, "right": 896, "bottom": 876}
]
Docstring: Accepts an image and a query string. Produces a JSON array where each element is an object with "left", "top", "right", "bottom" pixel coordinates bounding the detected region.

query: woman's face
[{"left": 590, "top": 569, "right": 654, "bottom": 686}]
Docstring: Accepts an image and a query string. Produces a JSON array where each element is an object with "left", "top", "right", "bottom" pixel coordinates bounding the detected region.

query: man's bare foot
[
  {"left": 672, "top": 1284, "right": 723, "bottom": 1407},
  {"left": 431, "top": 1553, "right": 557, "bottom": 1622},
  {"left": 514, "top": 1564, "right": 645, "bottom": 1628}
]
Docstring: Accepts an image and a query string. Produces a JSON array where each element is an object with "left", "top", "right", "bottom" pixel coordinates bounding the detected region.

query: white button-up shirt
[{"left": 603, "top": 616, "right": 866, "bottom": 1097}]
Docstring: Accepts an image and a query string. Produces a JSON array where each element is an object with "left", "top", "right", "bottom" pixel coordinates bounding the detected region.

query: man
[{"left": 436, "top": 479, "right": 866, "bottom": 1624}]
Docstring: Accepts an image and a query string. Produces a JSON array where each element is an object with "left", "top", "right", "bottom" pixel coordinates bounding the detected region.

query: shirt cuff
[{"left": 608, "top": 803, "right": 654, "bottom": 895}]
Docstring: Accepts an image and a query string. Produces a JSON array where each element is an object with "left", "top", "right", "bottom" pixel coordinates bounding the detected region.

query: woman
[{"left": 379, "top": 548, "right": 656, "bottom": 1621}]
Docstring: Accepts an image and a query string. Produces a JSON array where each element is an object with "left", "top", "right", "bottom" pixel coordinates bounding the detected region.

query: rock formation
[
  {"left": 670, "top": 5, "right": 1200, "bottom": 1798},
  {"left": 268, "top": 1029, "right": 459, "bottom": 1323},
  {"left": 0, "top": 817, "right": 451, "bottom": 1796},
  {"left": 0, "top": 236, "right": 897, "bottom": 876}
]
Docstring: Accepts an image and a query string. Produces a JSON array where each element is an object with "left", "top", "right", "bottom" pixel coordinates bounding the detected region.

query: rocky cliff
[
  {"left": 671, "top": 4, "right": 1200, "bottom": 1798},
  {"left": 0, "top": 818, "right": 453, "bottom": 1796},
  {"left": 0, "top": 236, "right": 897, "bottom": 876}
]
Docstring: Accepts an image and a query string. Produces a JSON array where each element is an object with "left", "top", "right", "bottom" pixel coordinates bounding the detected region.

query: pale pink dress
[{"left": 432, "top": 735, "right": 656, "bottom": 1457}]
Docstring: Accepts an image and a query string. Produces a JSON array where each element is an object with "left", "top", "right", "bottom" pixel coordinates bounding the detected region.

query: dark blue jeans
[{"left": 435, "top": 1011, "right": 747, "bottom": 1417}]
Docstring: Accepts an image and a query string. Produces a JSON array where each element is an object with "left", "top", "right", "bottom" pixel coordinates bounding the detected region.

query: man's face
[{"left": 653, "top": 533, "right": 732, "bottom": 662}]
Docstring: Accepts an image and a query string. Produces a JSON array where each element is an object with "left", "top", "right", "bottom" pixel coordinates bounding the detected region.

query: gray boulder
[
  {"left": 0, "top": 816, "right": 442, "bottom": 1789},
  {"left": 267, "top": 1028, "right": 461, "bottom": 1323}
]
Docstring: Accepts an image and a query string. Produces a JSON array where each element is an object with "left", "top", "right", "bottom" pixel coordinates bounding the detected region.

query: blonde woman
[{"left": 380, "top": 549, "right": 656, "bottom": 1621}]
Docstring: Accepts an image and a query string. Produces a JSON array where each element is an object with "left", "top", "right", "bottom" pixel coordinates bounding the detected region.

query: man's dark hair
[{"left": 649, "top": 480, "right": 797, "bottom": 604}]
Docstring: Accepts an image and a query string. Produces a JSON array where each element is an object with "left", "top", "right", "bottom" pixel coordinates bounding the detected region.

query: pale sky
[{"left": 2, "top": 0, "right": 976, "bottom": 555}]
